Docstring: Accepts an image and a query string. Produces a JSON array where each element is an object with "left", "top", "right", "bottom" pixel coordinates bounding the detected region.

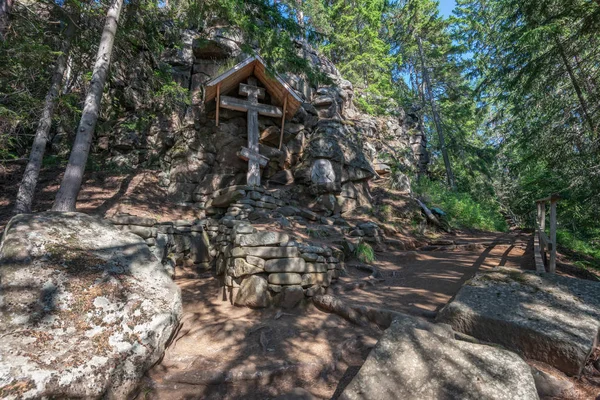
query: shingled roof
[{"left": 204, "top": 55, "right": 304, "bottom": 120}]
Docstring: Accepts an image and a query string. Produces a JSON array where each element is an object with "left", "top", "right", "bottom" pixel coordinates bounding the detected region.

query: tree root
[{"left": 164, "top": 361, "right": 331, "bottom": 385}]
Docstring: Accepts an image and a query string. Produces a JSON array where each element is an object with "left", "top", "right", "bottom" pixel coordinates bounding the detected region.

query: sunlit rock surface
[
  {"left": 340, "top": 317, "right": 539, "bottom": 400},
  {"left": 0, "top": 212, "right": 182, "bottom": 399},
  {"left": 437, "top": 267, "right": 600, "bottom": 376}
]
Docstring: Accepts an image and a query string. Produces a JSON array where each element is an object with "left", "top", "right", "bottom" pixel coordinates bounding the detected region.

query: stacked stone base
[
  {"left": 211, "top": 206, "right": 345, "bottom": 309},
  {"left": 108, "top": 184, "right": 392, "bottom": 309}
]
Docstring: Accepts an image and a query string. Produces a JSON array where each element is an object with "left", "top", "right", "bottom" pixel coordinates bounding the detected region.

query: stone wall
[{"left": 108, "top": 184, "right": 351, "bottom": 309}]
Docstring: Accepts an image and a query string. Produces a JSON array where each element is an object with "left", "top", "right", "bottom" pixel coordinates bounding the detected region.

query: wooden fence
[{"left": 534, "top": 194, "right": 560, "bottom": 273}]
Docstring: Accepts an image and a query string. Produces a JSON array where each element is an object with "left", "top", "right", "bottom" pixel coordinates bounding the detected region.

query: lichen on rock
[{"left": 0, "top": 212, "right": 182, "bottom": 399}]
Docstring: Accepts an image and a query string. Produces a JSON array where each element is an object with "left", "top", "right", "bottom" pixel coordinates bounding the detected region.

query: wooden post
[
  {"left": 549, "top": 199, "right": 557, "bottom": 273},
  {"left": 216, "top": 82, "right": 221, "bottom": 127},
  {"left": 279, "top": 95, "right": 288, "bottom": 150},
  {"left": 540, "top": 202, "right": 546, "bottom": 231}
]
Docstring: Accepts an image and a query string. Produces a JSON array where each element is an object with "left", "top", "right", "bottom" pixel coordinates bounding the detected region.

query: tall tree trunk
[
  {"left": 415, "top": 63, "right": 428, "bottom": 180},
  {"left": 14, "top": 19, "right": 76, "bottom": 214},
  {"left": 417, "top": 36, "right": 455, "bottom": 189},
  {"left": 0, "top": 0, "right": 14, "bottom": 40},
  {"left": 295, "top": 0, "right": 304, "bottom": 26},
  {"left": 62, "top": 53, "right": 74, "bottom": 94},
  {"left": 53, "top": 0, "right": 124, "bottom": 212},
  {"left": 555, "top": 37, "right": 595, "bottom": 135}
]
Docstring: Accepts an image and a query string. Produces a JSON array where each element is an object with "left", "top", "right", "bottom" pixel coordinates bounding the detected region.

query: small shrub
[
  {"left": 42, "top": 155, "right": 65, "bottom": 168},
  {"left": 355, "top": 241, "right": 375, "bottom": 263}
]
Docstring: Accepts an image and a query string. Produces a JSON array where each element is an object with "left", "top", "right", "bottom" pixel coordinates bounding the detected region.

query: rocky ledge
[{"left": 437, "top": 267, "right": 600, "bottom": 376}]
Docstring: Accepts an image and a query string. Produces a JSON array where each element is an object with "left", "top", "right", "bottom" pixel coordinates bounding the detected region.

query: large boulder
[
  {"left": 295, "top": 120, "right": 376, "bottom": 196},
  {"left": 437, "top": 268, "right": 600, "bottom": 376},
  {"left": 234, "top": 275, "right": 270, "bottom": 308},
  {"left": 339, "top": 318, "right": 539, "bottom": 400},
  {"left": 0, "top": 212, "right": 182, "bottom": 399}
]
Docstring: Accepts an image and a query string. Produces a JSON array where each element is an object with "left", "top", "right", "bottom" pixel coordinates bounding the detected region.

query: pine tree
[
  {"left": 14, "top": 14, "right": 76, "bottom": 214},
  {"left": 321, "top": 0, "right": 393, "bottom": 97},
  {"left": 53, "top": 0, "right": 125, "bottom": 211}
]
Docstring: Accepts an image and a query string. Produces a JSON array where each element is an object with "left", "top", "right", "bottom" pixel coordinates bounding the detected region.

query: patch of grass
[
  {"left": 355, "top": 241, "right": 375, "bottom": 264},
  {"left": 557, "top": 229, "right": 600, "bottom": 272},
  {"left": 414, "top": 180, "right": 508, "bottom": 232}
]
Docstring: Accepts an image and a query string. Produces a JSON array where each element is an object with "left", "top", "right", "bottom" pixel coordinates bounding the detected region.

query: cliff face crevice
[{"left": 94, "top": 27, "right": 429, "bottom": 215}]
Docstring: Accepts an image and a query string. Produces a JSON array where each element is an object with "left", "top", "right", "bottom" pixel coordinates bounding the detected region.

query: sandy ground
[
  {"left": 137, "top": 273, "right": 381, "bottom": 400},
  {"left": 336, "top": 231, "right": 532, "bottom": 317},
  {"left": 139, "top": 230, "right": 599, "bottom": 400}
]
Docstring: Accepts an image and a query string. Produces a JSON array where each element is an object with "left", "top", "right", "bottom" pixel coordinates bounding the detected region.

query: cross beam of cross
[{"left": 219, "top": 78, "right": 283, "bottom": 186}]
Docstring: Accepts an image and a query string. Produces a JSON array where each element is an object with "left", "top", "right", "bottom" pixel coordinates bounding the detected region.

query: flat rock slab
[
  {"left": 437, "top": 268, "right": 600, "bottom": 376},
  {"left": 236, "top": 231, "right": 289, "bottom": 247},
  {"left": 340, "top": 318, "right": 539, "bottom": 400},
  {"left": 0, "top": 212, "right": 182, "bottom": 399}
]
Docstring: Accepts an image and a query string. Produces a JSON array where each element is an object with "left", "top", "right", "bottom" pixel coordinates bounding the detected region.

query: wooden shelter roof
[{"left": 204, "top": 55, "right": 304, "bottom": 120}]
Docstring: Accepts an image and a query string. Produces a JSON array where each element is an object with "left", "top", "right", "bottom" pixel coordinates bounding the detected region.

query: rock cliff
[{"left": 95, "top": 27, "right": 428, "bottom": 216}]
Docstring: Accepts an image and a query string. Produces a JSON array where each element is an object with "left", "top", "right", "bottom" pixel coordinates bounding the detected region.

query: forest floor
[
  {"left": 0, "top": 165, "right": 199, "bottom": 236},
  {"left": 2, "top": 164, "right": 599, "bottom": 399}
]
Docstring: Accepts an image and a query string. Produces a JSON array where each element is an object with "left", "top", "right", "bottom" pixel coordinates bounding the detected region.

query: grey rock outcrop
[
  {"left": 340, "top": 318, "right": 539, "bottom": 400},
  {"left": 437, "top": 268, "right": 600, "bottom": 376},
  {"left": 0, "top": 212, "right": 182, "bottom": 399}
]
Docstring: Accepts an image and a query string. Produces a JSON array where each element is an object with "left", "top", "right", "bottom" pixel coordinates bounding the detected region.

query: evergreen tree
[
  {"left": 454, "top": 0, "right": 600, "bottom": 238},
  {"left": 53, "top": 0, "right": 125, "bottom": 211},
  {"left": 321, "top": 0, "right": 394, "bottom": 100}
]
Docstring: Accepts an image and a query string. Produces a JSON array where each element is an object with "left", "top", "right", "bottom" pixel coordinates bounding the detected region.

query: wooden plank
[
  {"left": 215, "top": 82, "right": 221, "bottom": 127},
  {"left": 279, "top": 95, "right": 288, "bottom": 150},
  {"left": 253, "top": 60, "right": 302, "bottom": 119},
  {"left": 220, "top": 95, "right": 283, "bottom": 118},
  {"left": 205, "top": 55, "right": 302, "bottom": 118},
  {"left": 549, "top": 200, "right": 557, "bottom": 273},
  {"left": 239, "top": 83, "right": 265, "bottom": 99},
  {"left": 534, "top": 231, "right": 547, "bottom": 273},
  {"left": 238, "top": 147, "right": 269, "bottom": 167},
  {"left": 535, "top": 193, "right": 561, "bottom": 203},
  {"left": 538, "top": 228, "right": 550, "bottom": 248},
  {"left": 253, "top": 55, "right": 303, "bottom": 103},
  {"left": 204, "top": 62, "right": 255, "bottom": 103},
  {"left": 205, "top": 56, "right": 257, "bottom": 87}
]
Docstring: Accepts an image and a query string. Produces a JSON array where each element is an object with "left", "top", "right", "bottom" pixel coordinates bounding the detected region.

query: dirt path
[
  {"left": 0, "top": 166, "right": 199, "bottom": 236},
  {"left": 138, "top": 273, "right": 381, "bottom": 400},
  {"left": 335, "top": 230, "right": 533, "bottom": 318},
  {"left": 138, "top": 231, "right": 537, "bottom": 400}
]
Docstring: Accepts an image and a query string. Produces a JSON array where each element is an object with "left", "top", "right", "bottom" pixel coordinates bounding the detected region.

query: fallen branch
[{"left": 416, "top": 198, "right": 442, "bottom": 228}]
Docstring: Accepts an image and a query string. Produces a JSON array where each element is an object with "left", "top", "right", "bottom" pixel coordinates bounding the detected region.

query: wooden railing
[{"left": 534, "top": 194, "right": 560, "bottom": 273}]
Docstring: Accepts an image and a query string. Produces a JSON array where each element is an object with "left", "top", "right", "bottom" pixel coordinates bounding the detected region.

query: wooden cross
[{"left": 219, "top": 78, "right": 283, "bottom": 186}]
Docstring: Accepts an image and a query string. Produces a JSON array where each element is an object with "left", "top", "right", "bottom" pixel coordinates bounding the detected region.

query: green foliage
[
  {"left": 415, "top": 179, "right": 508, "bottom": 232},
  {"left": 453, "top": 0, "right": 600, "bottom": 247},
  {"left": 321, "top": 0, "right": 398, "bottom": 105},
  {"left": 557, "top": 229, "right": 600, "bottom": 272},
  {"left": 354, "top": 241, "right": 376, "bottom": 264},
  {"left": 42, "top": 155, "right": 66, "bottom": 168},
  {"left": 177, "top": 0, "right": 327, "bottom": 85}
]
